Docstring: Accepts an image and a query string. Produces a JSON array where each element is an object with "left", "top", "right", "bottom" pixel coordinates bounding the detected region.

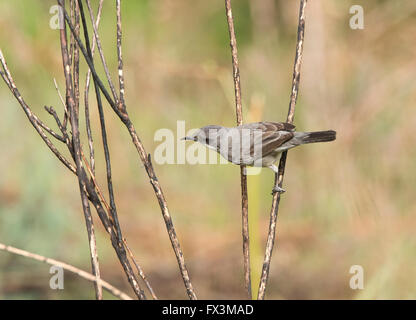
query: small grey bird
[{"left": 182, "top": 122, "right": 336, "bottom": 194}]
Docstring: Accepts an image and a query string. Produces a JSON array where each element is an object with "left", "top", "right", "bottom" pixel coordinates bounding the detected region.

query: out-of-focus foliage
[{"left": 0, "top": 0, "right": 415, "bottom": 299}]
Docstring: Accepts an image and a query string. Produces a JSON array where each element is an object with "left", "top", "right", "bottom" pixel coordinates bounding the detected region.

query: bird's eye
[{"left": 205, "top": 137, "right": 210, "bottom": 144}]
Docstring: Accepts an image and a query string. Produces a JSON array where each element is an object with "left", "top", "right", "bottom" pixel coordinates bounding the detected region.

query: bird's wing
[
  {"left": 262, "top": 122, "right": 295, "bottom": 132},
  {"left": 259, "top": 130, "right": 294, "bottom": 157},
  {"left": 216, "top": 122, "right": 295, "bottom": 165},
  {"left": 238, "top": 121, "right": 295, "bottom": 132},
  {"left": 245, "top": 122, "right": 295, "bottom": 158}
]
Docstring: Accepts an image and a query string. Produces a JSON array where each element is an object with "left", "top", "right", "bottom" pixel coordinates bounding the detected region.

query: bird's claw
[{"left": 271, "top": 186, "right": 286, "bottom": 195}]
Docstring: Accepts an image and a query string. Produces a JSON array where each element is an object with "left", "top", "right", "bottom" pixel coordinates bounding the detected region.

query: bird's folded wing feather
[
  {"left": 247, "top": 122, "right": 295, "bottom": 158},
  {"left": 218, "top": 122, "right": 295, "bottom": 164}
]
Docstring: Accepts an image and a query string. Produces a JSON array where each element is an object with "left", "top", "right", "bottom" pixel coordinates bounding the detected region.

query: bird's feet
[{"left": 271, "top": 185, "right": 286, "bottom": 195}]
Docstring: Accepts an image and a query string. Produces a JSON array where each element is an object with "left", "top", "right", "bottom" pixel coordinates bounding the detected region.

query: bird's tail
[{"left": 294, "top": 130, "right": 336, "bottom": 144}]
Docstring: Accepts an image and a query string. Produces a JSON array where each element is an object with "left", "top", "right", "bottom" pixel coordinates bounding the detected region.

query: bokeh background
[{"left": 0, "top": 0, "right": 415, "bottom": 299}]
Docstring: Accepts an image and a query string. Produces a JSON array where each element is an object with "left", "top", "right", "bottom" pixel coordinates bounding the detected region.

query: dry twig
[
  {"left": 257, "top": 0, "right": 308, "bottom": 300},
  {"left": 0, "top": 242, "right": 133, "bottom": 300},
  {"left": 81, "top": 150, "right": 156, "bottom": 299},
  {"left": 124, "top": 239, "right": 158, "bottom": 300},
  {"left": 58, "top": 1, "right": 103, "bottom": 299},
  {"left": 0, "top": 49, "right": 76, "bottom": 174},
  {"left": 80, "top": 0, "right": 123, "bottom": 243},
  {"left": 1, "top": 0, "right": 197, "bottom": 301},
  {"left": 224, "top": 0, "right": 252, "bottom": 299},
  {"left": 62, "top": 0, "right": 197, "bottom": 300},
  {"left": 84, "top": 0, "right": 104, "bottom": 175},
  {"left": 1, "top": 1, "right": 148, "bottom": 300}
]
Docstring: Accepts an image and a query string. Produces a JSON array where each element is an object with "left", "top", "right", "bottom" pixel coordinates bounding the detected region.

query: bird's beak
[{"left": 181, "top": 136, "right": 190, "bottom": 141}]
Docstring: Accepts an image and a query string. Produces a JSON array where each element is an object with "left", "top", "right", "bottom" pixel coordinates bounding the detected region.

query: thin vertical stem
[
  {"left": 123, "top": 239, "right": 158, "bottom": 300},
  {"left": 58, "top": 0, "right": 103, "bottom": 299},
  {"left": 0, "top": 50, "right": 76, "bottom": 174},
  {"left": 62, "top": 1, "right": 196, "bottom": 300},
  {"left": 257, "top": 0, "right": 308, "bottom": 300},
  {"left": 225, "top": 0, "right": 251, "bottom": 299},
  {"left": 84, "top": 0, "right": 119, "bottom": 104},
  {"left": 80, "top": 0, "right": 123, "bottom": 242},
  {"left": 2, "top": 10, "right": 147, "bottom": 299},
  {"left": 116, "top": 0, "right": 126, "bottom": 109},
  {"left": 84, "top": 0, "right": 104, "bottom": 175}
]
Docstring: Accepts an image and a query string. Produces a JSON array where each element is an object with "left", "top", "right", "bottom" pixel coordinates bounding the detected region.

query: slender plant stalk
[
  {"left": 1, "top": 0, "right": 200, "bottom": 301},
  {"left": 84, "top": 0, "right": 104, "bottom": 176},
  {"left": 58, "top": 1, "right": 103, "bottom": 299},
  {"left": 0, "top": 50, "right": 76, "bottom": 174},
  {"left": 79, "top": 0, "right": 123, "bottom": 242},
  {"left": 123, "top": 239, "right": 158, "bottom": 300},
  {"left": 2, "top": 1, "right": 149, "bottom": 300},
  {"left": 81, "top": 150, "right": 156, "bottom": 299},
  {"left": 257, "top": 0, "right": 308, "bottom": 300},
  {"left": 224, "top": 0, "right": 251, "bottom": 299},
  {"left": 83, "top": 0, "right": 119, "bottom": 104},
  {"left": 61, "top": 1, "right": 197, "bottom": 300},
  {"left": 63, "top": 0, "right": 146, "bottom": 299},
  {"left": 0, "top": 242, "right": 133, "bottom": 300},
  {"left": 53, "top": 78, "right": 70, "bottom": 130},
  {"left": 1, "top": 47, "right": 146, "bottom": 299},
  {"left": 116, "top": 0, "right": 126, "bottom": 109}
]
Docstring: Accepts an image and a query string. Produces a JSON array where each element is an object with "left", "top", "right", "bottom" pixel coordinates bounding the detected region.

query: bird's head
[{"left": 181, "top": 125, "right": 224, "bottom": 146}]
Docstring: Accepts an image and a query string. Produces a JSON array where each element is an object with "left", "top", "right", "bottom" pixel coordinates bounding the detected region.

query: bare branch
[
  {"left": 1, "top": 43, "right": 145, "bottom": 300},
  {"left": 257, "top": 0, "right": 308, "bottom": 300},
  {"left": 35, "top": 117, "right": 66, "bottom": 143},
  {"left": 72, "top": 0, "right": 81, "bottom": 130},
  {"left": 84, "top": 0, "right": 104, "bottom": 175},
  {"left": 116, "top": 0, "right": 126, "bottom": 109},
  {"left": 0, "top": 70, "right": 11, "bottom": 87},
  {"left": 124, "top": 239, "right": 158, "bottom": 300},
  {"left": 224, "top": 0, "right": 251, "bottom": 299},
  {"left": 82, "top": 149, "right": 157, "bottom": 301},
  {"left": 85, "top": 0, "right": 119, "bottom": 104},
  {"left": 81, "top": 149, "right": 112, "bottom": 216},
  {"left": 79, "top": 0, "right": 123, "bottom": 243},
  {"left": 58, "top": 0, "right": 103, "bottom": 299},
  {"left": 44, "top": 105, "right": 72, "bottom": 151},
  {"left": 0, "top": 49, "right": 76, "bottom": 174},
  {"left": 62, "top": 3, "right": 197, "bottom": 300},
  {"left": 61, "top": 7, "right": 121, "bottom": 117},
  {"left": 53, "top": 78, "right": 70, "bottom": 130},
  {"left": 0, "top": 242, "right": 133, "bottom": 300},
  {"left": 85, "top": 176, "right": 147, "bottom": 299}
]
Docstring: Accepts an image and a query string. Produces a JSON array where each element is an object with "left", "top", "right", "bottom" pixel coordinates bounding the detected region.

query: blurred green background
[{"left": 0, "top": 0, "right": 415, "bottom": 299}]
